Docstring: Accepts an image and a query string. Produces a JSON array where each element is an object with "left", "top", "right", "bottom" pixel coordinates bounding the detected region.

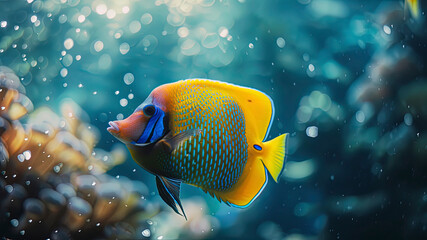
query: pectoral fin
[
  {"left": 158, "top": 129, "right": 201, "bottom": 153},
  {"left": 155, "top": 176, "right": 187, "bottom": 220}
]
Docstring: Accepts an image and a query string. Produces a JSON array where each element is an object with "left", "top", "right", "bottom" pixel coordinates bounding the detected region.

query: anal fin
[{"left": 155, "top": 176, "right": 187, "bottom": 220}]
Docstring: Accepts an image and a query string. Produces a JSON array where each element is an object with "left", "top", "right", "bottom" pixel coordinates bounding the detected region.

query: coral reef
[{"left": 0, "top": 66, "right": 160, "bottom": 239}]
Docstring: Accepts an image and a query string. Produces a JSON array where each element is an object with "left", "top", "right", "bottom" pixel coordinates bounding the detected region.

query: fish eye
[{"left": 143, "top": 104, "right": 156, "bottom": 117}]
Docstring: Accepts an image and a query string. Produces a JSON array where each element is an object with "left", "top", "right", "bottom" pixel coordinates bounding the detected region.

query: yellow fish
[{"left": 107, "top": 79, "right": 287, "bottom": 218}]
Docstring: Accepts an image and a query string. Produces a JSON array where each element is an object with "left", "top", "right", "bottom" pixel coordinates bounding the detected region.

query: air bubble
[
  {"left": 23, "top": 150, "right": 31, "bottom": 160},
  {"left": 96, "top": 4, "right": 107, "bottom": 15},
  {"left": 60, "top": 68, "right": 68, "bottom": 77},
  {"left": 62, "top": 54, "right": 73, "bottom": 67},
  {"left": 404, "top": 113, "right": 413, "bottom": 126},
  {"left": 53, "top": 163, "right": 63, "bottom": 173},
  {"left": 59, "top": 14, "right": 67, "bottom": 24},
  {"left": 94, "top": 41, "right": 104, "bottom": 52},
  {"left": 219, "top": 27, "right": 229, "bottom": 38},
  {"left": 356, "top": 111, "right": 365, "bottom": 123},
  {"left": 383, "top": 25, "right": 391, "bottom": 35},
  {"left": 77, "top": 15, "right": 85, "bottom": 23},
  {"left": 141, "top": 13, "right": 153, "bottom": 25},
  {"left": 10, "top": 219, "right": 19, "bottom": 227},
  {"left": 122, "top": 6, "right": 130, "bottom": 14},
  {"left": 120, "top": 98, "right": 128, "bottom": 107},
  {"left": 129, "top": 21, "right": 141, "bottom": 33},
  {"left": 107, "top": 9, "right": 116, "bottom": 19},
  {"left": 17, "top": 154, "right": 25, "bottom": 162},
  {"left": 276, "top": 37, "right": 285, "bottom": 48},
  {"left": 306, "top": 126, "right": 318, "bottom": 138},
  {"left": 202, "top": 33, "right": 220, "bottom": 48},
  {"left": 30, "top": 15, "right": 37, "bottom": 23},
  {"left": 123, "top": 73, "right": 134, "bottom": 85},
  {"left": 119, "top": 43, "right": 130, "bottom": 55},
  {"left": 142, "top": 229, "right": 151, "bottom": 237},
  {"left": 5, "top": 185, "right": 13, "bottom": 193},
  {"left": 177, "top": 27, "right": 189, "bottom": 38}
]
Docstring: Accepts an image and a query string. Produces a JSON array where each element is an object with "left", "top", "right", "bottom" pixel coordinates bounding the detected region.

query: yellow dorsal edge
[{"left": 184, "top": 79, "right": 274, "bottom": 143}]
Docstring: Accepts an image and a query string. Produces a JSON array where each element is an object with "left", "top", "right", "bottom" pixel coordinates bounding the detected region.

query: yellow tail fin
[{"left": 260, "top": 133, "right": 288, "bottom": 182}]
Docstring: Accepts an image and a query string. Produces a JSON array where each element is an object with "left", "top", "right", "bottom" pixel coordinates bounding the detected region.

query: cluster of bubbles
[
  {"left": 0, "top": 66, "right": 161, "bottom": 239},
  {"left": 0, "top": 0, "right": 264, "bottom": 114},
  {"left": 0, "top": 0, "right": 246, "bottom": 75}
]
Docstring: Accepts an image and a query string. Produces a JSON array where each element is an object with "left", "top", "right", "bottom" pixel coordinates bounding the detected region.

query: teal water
[{"left": 1, "top": 0, "right": 427, "bottom": 239}]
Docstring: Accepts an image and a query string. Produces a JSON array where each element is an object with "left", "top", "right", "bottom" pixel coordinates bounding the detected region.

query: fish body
[{"left": 108, "top": 79, "right": 287, "bottom": 218}]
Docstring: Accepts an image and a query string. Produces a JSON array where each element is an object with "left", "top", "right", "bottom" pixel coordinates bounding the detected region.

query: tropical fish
[{"left": 107, "top": 79, "right": 287, "bottom": 219}]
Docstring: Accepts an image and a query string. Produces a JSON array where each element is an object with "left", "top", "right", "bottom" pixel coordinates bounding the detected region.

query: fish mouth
[{"left": 107, "top": 121, "right": 119, "bottom": 133}]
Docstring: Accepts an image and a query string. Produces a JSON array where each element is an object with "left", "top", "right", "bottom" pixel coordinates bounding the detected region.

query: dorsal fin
[
  {"left": 155, "top": 176, "right": 187, "bottom": 220},
  {"left": 182, "top": 79, "right": 274, "bottom": 142}
]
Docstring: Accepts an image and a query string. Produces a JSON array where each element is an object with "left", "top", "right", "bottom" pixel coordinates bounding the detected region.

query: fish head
[
  {"left": 107, "top": 94, "right": 168, "bottom": 144},
  {"left": 107, "top": 110, "right": 148, "bottom": 144}
]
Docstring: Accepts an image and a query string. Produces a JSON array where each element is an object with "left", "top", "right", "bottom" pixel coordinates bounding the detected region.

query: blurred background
[{"left": 0, "top": 0, "right": 426, "bottom": 239}]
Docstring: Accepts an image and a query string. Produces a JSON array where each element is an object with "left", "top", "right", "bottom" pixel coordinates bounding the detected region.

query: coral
[{"left": 0, "top": 66, "right": 160, "bottom": 239}]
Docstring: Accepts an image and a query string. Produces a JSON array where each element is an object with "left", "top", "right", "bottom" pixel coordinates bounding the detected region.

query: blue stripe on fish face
[{"left": 134, "top": 105, "right": 165, "bottom": 144}]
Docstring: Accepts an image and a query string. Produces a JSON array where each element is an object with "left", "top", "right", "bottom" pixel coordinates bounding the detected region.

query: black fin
[
  {"left": 155, "top": 176, "right": 187, "bottom": 220},
  {"left": 160, "top": 129, "right": 202, "bottom": 152}
]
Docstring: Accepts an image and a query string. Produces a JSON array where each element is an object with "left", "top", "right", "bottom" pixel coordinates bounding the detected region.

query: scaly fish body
[
  {"left": 108, "top": 79, "right": 288, "bottom": 218},
  {"left": 158, "top": 81, "right": 248, "bottom": 191}
]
